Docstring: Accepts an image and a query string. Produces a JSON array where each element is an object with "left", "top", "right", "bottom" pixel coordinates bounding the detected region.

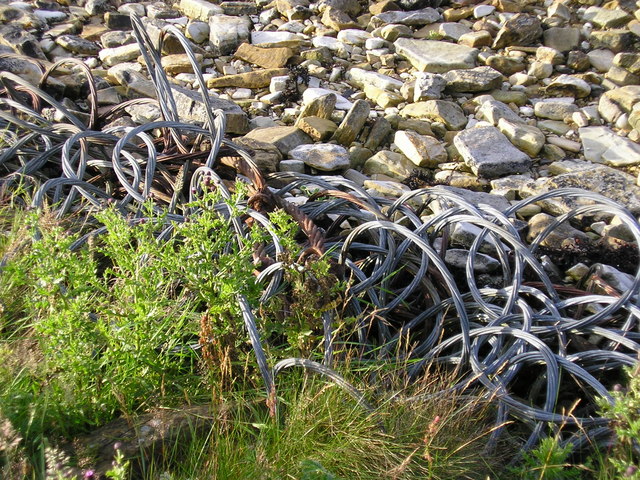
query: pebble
[{"left": 3, "top": 0, "right": 639, "bottom": 250}]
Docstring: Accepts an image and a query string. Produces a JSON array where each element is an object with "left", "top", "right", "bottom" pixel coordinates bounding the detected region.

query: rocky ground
[{"left": 1, "top": 0, "right": 640, "bottom": 283}]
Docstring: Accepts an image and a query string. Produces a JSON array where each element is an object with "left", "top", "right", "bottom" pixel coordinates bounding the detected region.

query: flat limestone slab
[
  {"left": 395, "top": 38, "right": 478, "bottom": 73},
  {"left": 454, "top": 126, "right": 532, "bottom": 178}
]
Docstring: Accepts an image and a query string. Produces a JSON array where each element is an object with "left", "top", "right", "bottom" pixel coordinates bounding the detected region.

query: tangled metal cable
[{"left": 1, "top": 13, "right": 639, "bottom": 454}]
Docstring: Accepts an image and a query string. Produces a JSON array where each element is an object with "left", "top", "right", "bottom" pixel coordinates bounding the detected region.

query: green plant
[
  {"left": 512, "top": 436, "right": 582, "bottom": 480},
  {"left": 594, "top": 364, "right": 640, "bottom": 479}
]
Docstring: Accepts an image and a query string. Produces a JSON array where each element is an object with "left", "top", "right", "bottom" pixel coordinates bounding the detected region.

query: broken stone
[
  {"left": 443, "top": 66, "right": 503, "bottom": 93},
  {"left": 401, "top": 100, "right": 467, "bottom": 130},
  {"left": 289, "top": 143, "right": 350, "bottom": 171},
  {"left": 454, "top": 126, "right": 532, "bottom": 178},
  {"left": 244, "top": 126, "right": 312, "bottom": 155},
  {"left": 394, "top": 38, "right": 478, "bottom": 73},
  {"left": 493, "top": 13, "right": 542, "bottom": 49},
  {"left": 207, "top": 68, "right": 289, "bottom": 88},
  {"left": 331, "top": 99, "right": 370, "bottom": 146},
  {"left": 234, "top": 42, "right": 294, "bottom": 69},
  {"left": 394, "top": 130, "right": 446, "bottom": 167}
]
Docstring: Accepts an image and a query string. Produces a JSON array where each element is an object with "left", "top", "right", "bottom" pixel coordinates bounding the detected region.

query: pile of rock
[{"left": 1, "top": 0, "right": 639, "bottom": 283}]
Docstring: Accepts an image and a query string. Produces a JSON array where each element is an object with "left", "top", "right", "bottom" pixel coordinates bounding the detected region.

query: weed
[{"left": 594, "top": 364, "right": 640, "bottom": 479}]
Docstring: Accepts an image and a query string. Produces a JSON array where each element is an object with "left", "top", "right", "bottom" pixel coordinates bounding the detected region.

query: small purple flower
[
  {"left": 613, "top": 384, "right": 624, "bottom": 392},
  {"left": 625, "top": 465, "right": 638, "bottom": 477},
  {"left": 113, "top": 442, "right": 122, "bottom": 451},
  {"left": 84, "top": 469, "right": 95, "bottom": 479}
]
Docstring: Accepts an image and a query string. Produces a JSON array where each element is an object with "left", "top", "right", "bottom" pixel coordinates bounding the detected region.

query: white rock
[
  {"left": 302, "top": 87, "right": 353, "bottom": 110},
  {"left": 269, "top": 75, "right": 289, "bottom": 93},
  {"left": 394, "top": 38, "right": 478, "bottom": 73},
  {"left": 186, "top": 20, "right": 210, "bottom": 44},
  {"left": 251, "top": 31, "right": 306, "bottom": 47},
  {"left": 312, "top": 36, "right": 342, "bottom": 51},
  {"left": 394, "top": 130, "right": 447, "bottom": 167},
  {"left": 337, "top": 29, "right": 372, "bottom": 46},
  {"left": 289, "top": 144, "right": 351, "bottom": 171},
  {"left": 99, "top": 44, "right": 141, "bottom": 67},
  {"left": 473, "top": 5, "right": 495, "bottom": 18},
  {"left": 579, "top": 126, "right": 640, "bottom": 166},
  {"left": 232, "top": 88, "right": 253, "bottom": 99},
  {"left": 209, "top": 15, "right": 251, "bottom": 55},
  {"left": 34, "top": 9, "right": 67, "bottom": 22},
  {"left": 365, "top": 37, "right": 387, "bottom": 50},
  {"left": 346, "top": 67, "right": 403, "bottom": 91},
  {"left": 179, "top": 0, "right": 223, "bottom": 21}
]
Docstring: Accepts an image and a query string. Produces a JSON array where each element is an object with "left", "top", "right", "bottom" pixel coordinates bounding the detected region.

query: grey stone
[
  {"left": 179, "top": 0, "right": 224, "bottom": 21},
  {"left": 527, "top": 213, "right": 589, "bottom": 247},
  {"left": 364, "top": 179, "right": 411, "bottom": 198},
  {"left": 99, "top": 43, "right": 141, "bottom": 67},
  {"left": 605, "top": 85, "right": 640, "bottom": 113},
  {"left": 533, "top": 99, "right": 578, "bottom": 120},
  {"left": 590, "top": 29, "right": 634, "bottom": 53},
  {"left": 302, "top": 88, "right": 352, "bottom": 110},
  {"left": 250, "top": 31, "right": 306, "bottom": 48},
  {"left": 364, "top": 117, "right": 392, "bottom": 150},
  {"left": 346, "top": 68, "right": 403, "bottom": 91},
  {"left": 244, "top": 126, "right": 312, "bottom": 155},
  {"left": 587, "top": 49, "right": 615, "bottom": 72},
  {"left": 186, "top": 21, "right": 210, "bottom": 44},
  {"left": 34, "top": 9, "right": 67, "bottom": 23},
  {"left": 493, "top": 13, "right": 542, "bottom": 49},
  {"left": 362, "top": 150, "right": 419, "bottom": 180},
  {"left": 0, "top": 55, "right": 43, "bottom": 84},
  {"left": 0, "top": 25, "right": 45, "bottom": 59},
  {"left": 413, "top": 72, "right": 446, "bottom": 101},
  {"left": 545, "top": 74, "right": 591, "bottom": 98},
  {"left": 497, "top": 119, "right": 546, "bottom": 157},
  {"left": 434, "top": 22, "right": 472, "bottom": 41},
  {"left": 56, "top": 34, "right": 100, "bottom": 55},
  {"left": 337, "top": 29, "right": 371, "bottom": 46},
  {"left": 432, "top": 186, "right": 511, "bottom": 213},
  {"left": 370, "top": 7, "right": 440, "bottom": 27},
  {"left": 289, "top": 143, "right": 350, "bottom": 171},
  {"left": 226, "top": 137, "right": 282, "bottom": 174},
  {"left": 537, "top": 120, "right": 571, "bottom": 136},
  {"left": 401, "top": 100, "right": 467, "bottom": 130},
  {"left": 85, "top": 0, "right": 110, "bottom": 16},
  {"left": 454, "top": 126, "right": 532, "bottom": 178},
  {"left": 349, "top": 146, "right": 373, "bottom": 168},
  {"left": 395, "top": 38, "right": 478, "bottom": 73},
  {"left": 486, "top": 55, "right": 526, "bottom": 76},
  {"left": 606, "top": 66, "right": 640, "bottom": 86},
  {"left": 613, "top": 52, "right": 640, "bottom": 74},
  {"left": 543, "top": 27, "right": 580, "bottom": 52},
  {"left": 394, "top": 130, "right": 447, "bottom": 167},
  {"left": 598, "top": 94, "right": 624, "bottom": 123},
  {"left": 171, "top": 85, "right": 249, "bottom": 135},
  {"left": 579, "top": 126, "right": 640, "bottom": 167},
  {"left": 279, "top": 159, "right": 306, "bottom": 173},
  {"left": 536, "top": 46, "right": 565, "bottom": 65},
  {"left": 520, "top": 163, "right": 640, "bottom": 215},
  {"left": 443, "top": 66, "right": 503, "bottom": 93},
  {"left": 444, "top": 248, "right": 500, "bottom": 273},
  {"left": 100, "top": 31, "right": 135, "bottom": 48},
  {"left": 331, "top": 99, "right": 370, "bottom": 146},
  {"left": 209, "top": 14, "right": 251, "bottom": 55},
  {"left": 450, "top": 221, "right": 509, "bottom": 255},
  {"left": 104, "top": 12, "right": 132, "bottom": 30},
  {"left": 125, "top": 103, "right": 162, "bottom": 124},
  {"left": 296, "top": 93, "right": 337, "bottom": 125},
  {"left": 583, "top": 6, "right": 632, "bottom": 29},
  {"left": 477, "top": 99, "right": 525, "bottom": 126},
  {"left": 107, "top": 63, "right": 146, "bottom": 87}
]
